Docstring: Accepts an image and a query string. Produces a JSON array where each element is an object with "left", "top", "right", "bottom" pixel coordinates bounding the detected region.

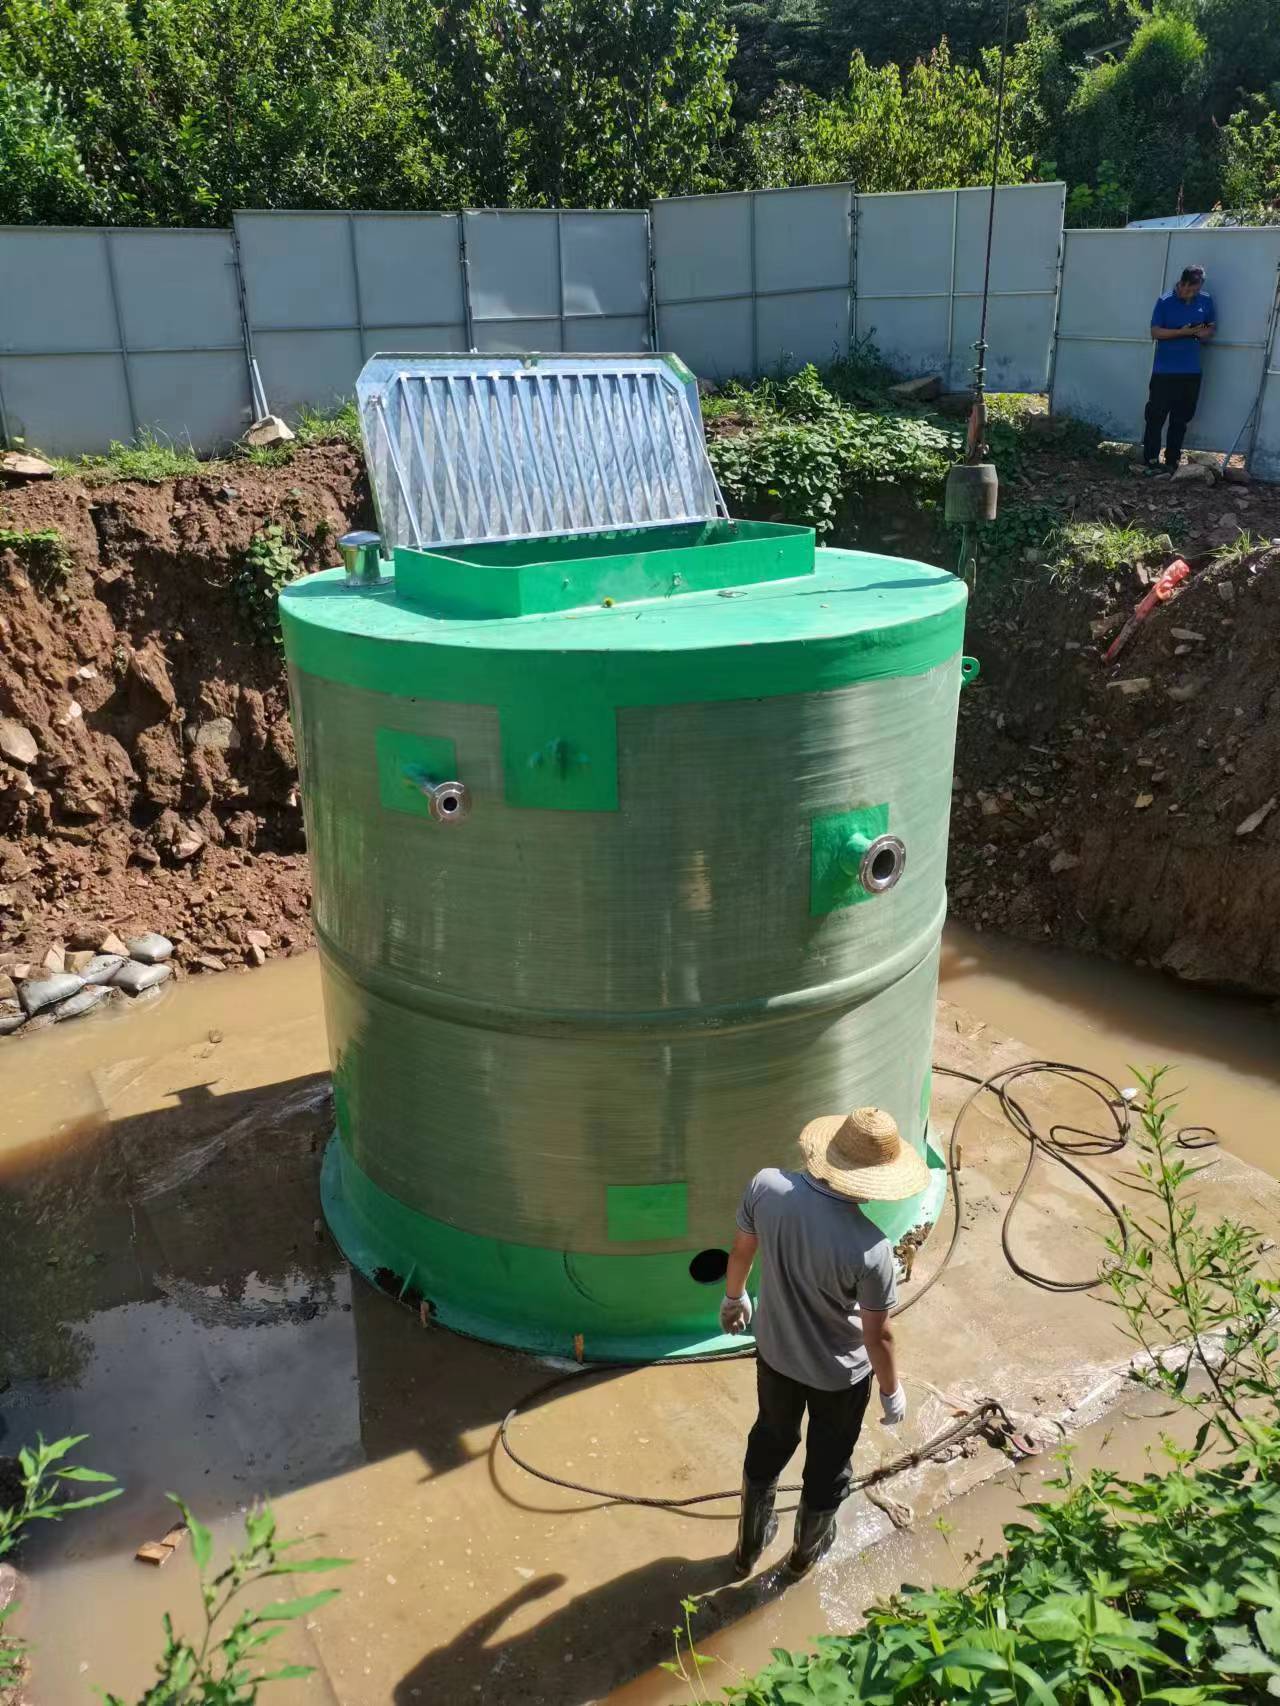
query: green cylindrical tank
[{"left": 281, "top": 354, "right": 968, "bottom": 1362}]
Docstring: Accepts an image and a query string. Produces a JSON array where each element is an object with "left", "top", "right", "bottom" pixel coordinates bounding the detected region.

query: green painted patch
[
  {"left": 376, "top": 728, "right": 460, "bottom": 818},
  {"left": 810, "top": 802, "right": 891, "bottom": 915},
  {"left": 503, "top": 697, "right": 619, "bottom": 811},
  {"left": 606, "top": 1182, "right": 688, "bottom": 1242}
]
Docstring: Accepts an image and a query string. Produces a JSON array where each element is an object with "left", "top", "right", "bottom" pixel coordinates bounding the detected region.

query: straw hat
[{"left": 798, "top": 1106, "right": 929, "bottom": 1203}]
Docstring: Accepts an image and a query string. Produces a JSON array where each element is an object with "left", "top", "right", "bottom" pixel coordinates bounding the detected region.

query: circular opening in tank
[
  {"left": 689, "top": 1248, "right": 729, "bottom": 1284},
  {"left": 860, "top": 834, "right": 906, "bottom": 894},
  {"left": 441, "top": 794, "right": 459, "bottom": 812},
  {"left": 870, "top": 847, "right": 896, "bottom": 884}
]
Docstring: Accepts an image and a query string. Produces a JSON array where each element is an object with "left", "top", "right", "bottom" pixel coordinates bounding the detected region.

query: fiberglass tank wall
[{"left": 281, "top": 548, "right": 966, "bottom": 1361}]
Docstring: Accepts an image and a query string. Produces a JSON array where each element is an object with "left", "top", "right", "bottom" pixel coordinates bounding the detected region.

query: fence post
[
  {"left": 347, "top": 213, "right": 367, "bottom": 360},
  {"left": 847, "top": 187, "right": 858, "bottom": 361},
  {"left": 647, "top": 204, "right": 660, "bottom": 352},
  {"left": 102, "top": 230, "right": 140, "bottom": 441},
  {"left": 459, "top": 212, "right": 476, "bottom": 352},
  {"left": 748, "top": 191, "right": 760, "bottom": 378},
  {"left": 1244, "top": 260, "right": 1280, "bottom": 473}
]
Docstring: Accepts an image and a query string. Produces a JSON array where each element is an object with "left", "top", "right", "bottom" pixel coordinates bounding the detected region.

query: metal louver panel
[{"left": 356, "top": 353, "right": 727, "bottom": 552}]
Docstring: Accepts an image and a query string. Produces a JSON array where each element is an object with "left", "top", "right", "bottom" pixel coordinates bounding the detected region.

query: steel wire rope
[{"left": 497, "top": 1059, "right": 1218, "bottom": 1509}]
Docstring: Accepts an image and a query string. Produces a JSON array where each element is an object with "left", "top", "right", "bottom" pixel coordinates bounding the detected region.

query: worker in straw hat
[{"left": 720, "top": 1105, "right": 928, "bottom": 1578}]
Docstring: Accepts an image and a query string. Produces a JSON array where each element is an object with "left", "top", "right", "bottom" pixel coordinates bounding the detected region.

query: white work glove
[
  {"left": 720, "top": 1292, "right": 753, "bottom": 1334},
  {"left": 879, "top": 1384, "right": 907, "bottom": 1426}
]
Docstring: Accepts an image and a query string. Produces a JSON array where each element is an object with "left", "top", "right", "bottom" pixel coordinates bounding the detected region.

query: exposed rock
[
  {"left": 1217, "top": 581, "right": 1236, "bottom": 604},
  {"left": 41, "top": 942, "right": 66, "bottom": 973},
  {"left": 127, "top": 932, "right": 174, "bottom": 965},
  {"left": 1170, "top": 628, "right": 1204, "bottom": 642},
  {"left": 1106, "top": 678, "right": 1151, "bottom": 696},
  {"left": 99, "top": 931, "right": 129, "bottom": 956},
  {"left": 190, "top": 717, "right": 240, "bottom": 753},
  {"left": 0, "top": 717, "right": 38, "bottom": 766},
  {"left": 245, "top": 928, "right": 272, "bottom": 950},
  {"left": 1049, "top": 850, "right": 1080, "bottom": 874},
  {"left": 1, "top": 450, "right": 55, "bottom": 479},
  {"left": 111, "top": 960, "right": 173, "bottom": 995},
  {"left": 1236, "top": 797, "right": 1277, "bottom": 837},
  {"left": 1218, "top": 511, "right": 1240, "bottom": 532},
  {"left": 246, "top": 943, "right": 267, "bottom": 967},
  {"left": 1134, "top": 793, "right": 1154, "bottom": 809},
  {"left": 1223, "top": 464, "right": 1251, "bottom": 486},
  {"left": 243, "top": 413, "right": 296, "bottom": 448},
  {"left": 18, "top": 971, "right": 86, "bottom": 1015},
  {"left": 1173, "top": 461, "right": 1214, "bottom": 484},
  {"left": 127, "top": 644, "right": 178, "bottom": 714}
]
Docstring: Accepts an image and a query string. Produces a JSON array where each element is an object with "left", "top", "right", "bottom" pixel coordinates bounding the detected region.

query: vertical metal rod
[
  {"left": 231, "top": 219, "right": 268, "bottom": 423},
  {"left": 646, "top": 207, "right": 659, "bottom": 352},
  {"left": 946, "top": 191, "right": 959, "bottom": 386},
  {"left": 649, "top": 377, "right": 686, "bottom": 515},
  {"left": 347, "top": 214, "right": 368, "bottom": 361},
  {"left": 102, "top": 231, "right": 140, "bottom": 441},
  {"left": 459, "top": 213, "right": 476, "bottom": 352},
  {"left": 847, "top": 185, "right": 858, "bottom": 362},
  {"left": 1044, "top": 187, "right": 1069, "bottom": 410},
  {"left": 555, "top": 210, "right": 567, "bottom": 353},
  {"left": 1245, "top": 262, "right": 1280, "bottom": 472},
  {"left": 748, "top": 192, "right": 760, "bottom": 378},
  {"left": 0, "top": 371, "right": 12, "bottom": 451},
  {"left": 443, "top": 377, "right": 488, "bottom": 536}
]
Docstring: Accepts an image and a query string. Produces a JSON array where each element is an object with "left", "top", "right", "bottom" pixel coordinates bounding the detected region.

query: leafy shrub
[
  {"left": 106, "top": 1499, "right": 348, "bottom": 1705},
  {"left": 706, "top": 364, "right": 957, "bottom": 536},
  {"left": 1, "top": 1435, "right": 120, "bottom": 1690},
  {"left": 234, "top": 524, "right": 304, "bottom": 646}
]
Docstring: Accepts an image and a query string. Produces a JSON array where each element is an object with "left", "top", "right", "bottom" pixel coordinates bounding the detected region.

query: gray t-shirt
[{"left": 737, "top": 1168, "right": 897, "bottom": 1390}]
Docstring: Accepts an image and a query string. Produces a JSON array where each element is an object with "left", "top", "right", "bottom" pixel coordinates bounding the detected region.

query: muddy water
[
  {"left": 940, "top": 923, "right": 1280, "bottom": 1174},
  {"left": 1, "top": 932, "right": 1278, "bottom": 1705}
]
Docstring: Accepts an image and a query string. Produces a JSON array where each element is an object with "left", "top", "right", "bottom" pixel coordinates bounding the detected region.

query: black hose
[{"left": 496, "top": 1058, "right": 1217, "bottom": 1508}]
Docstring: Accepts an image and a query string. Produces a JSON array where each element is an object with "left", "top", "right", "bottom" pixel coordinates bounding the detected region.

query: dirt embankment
[
  {"left": 3, "top": 439, "right": 1280, "bottom": 1001},
  {"left": 951, "top": 517, "right": 1280, "bottom": 998},
  {"left": 0, "top": 448, "right": 369, "bottom": 980}
]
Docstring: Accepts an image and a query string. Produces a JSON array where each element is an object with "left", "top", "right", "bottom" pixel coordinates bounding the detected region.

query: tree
[
  {"left": 740, "top": 41, "right": 1036, "bottom": 192},
  {"left": 1060, "top": 12, "right": 1210, "bottom": 219},
  {"left": 1220, "top": 96, "right": 1280, "bottom": 208}
]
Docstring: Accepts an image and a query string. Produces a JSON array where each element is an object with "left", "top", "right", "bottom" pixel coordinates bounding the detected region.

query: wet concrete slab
[{"left": 2, "top": 950, "right": 1279, "bottom": 1703}]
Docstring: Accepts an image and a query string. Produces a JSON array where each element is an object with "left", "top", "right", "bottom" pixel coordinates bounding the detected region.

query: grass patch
[
  {"left": 1045, "top": 518, "right": 1175, "bottom": 585},
  {"left": 1211, "top": 528, "right": 1268, "bottom": 571},
  {"left": 238, "top": 400, "right": 362, "bottom": 468},
  {"left": 53, "top": 429, "right": 203, "bottom": 484},
  {"left": 0, "top": 525, "right": 72, "bottom": 594}
]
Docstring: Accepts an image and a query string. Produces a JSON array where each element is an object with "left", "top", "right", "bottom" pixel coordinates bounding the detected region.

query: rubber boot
[
  {"left": 786, "top": 1501, "right": 838, "bottom": 1577},
  {"left": 731, "top": 1477, "right": 779, "bottom": 1577}
]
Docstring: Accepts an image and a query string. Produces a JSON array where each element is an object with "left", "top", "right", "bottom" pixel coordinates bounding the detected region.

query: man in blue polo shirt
[{"left": 1143, "top": 264, "right": 1216, "bottom": 471}]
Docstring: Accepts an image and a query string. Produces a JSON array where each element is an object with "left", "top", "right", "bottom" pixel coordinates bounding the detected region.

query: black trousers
[
  {"left": 742, "top": 1356, "right": 873, "bottom": 1512},
  {"left": 1143, "top": 373, "right": 1201, "bottom": 467}
]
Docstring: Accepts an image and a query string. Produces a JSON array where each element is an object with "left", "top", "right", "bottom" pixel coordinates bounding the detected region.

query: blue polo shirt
[{"left": 1151, "top": 289, "right": 1216, "bottom": 375}]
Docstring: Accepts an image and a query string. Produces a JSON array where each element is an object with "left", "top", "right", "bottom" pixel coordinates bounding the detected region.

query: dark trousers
[
  {"left": 742, "top": 1356, "right": 873, "bottom": 1513},
  {"left": 1143, "top": 373, "right": 1201, "bottom": 467}
]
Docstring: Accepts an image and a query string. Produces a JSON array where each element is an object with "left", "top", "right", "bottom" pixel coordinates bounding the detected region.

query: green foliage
[
  {"left": 234, "top": 525, "right": 304, "bottom": 647},
  {"left": 1105, "top": 1067, "right": 1280, "bottom": 1456},
  {"left": 1220, "top": 98, "right": 1280, "bottom": 209},
  {"left": 706, "top": 364, "right": 958, "bottom": 535},
  {"left": 1046, "top": 518, "right": 1174, "bottom": 582},
  {"left": 0, "top": 525, "right": 72, "bottom": 594},
  {"left": 0, "top": 1435, "right": 120, "bottom": 1690},
  {"left": 1061, "top": 14, "right": 1210, "bottom": 221},
  {"left": 104, "top": 1498, "right": 349, "bottom": 1706},
  {"left": 741, "top": 41, "right": 1034, "bottom": 193},
  {"left": 0, "top": 0, "right": 734, "bottom": 225},
  {"left": 55, "top": 431, "right": 203, "bottom": 484}
]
